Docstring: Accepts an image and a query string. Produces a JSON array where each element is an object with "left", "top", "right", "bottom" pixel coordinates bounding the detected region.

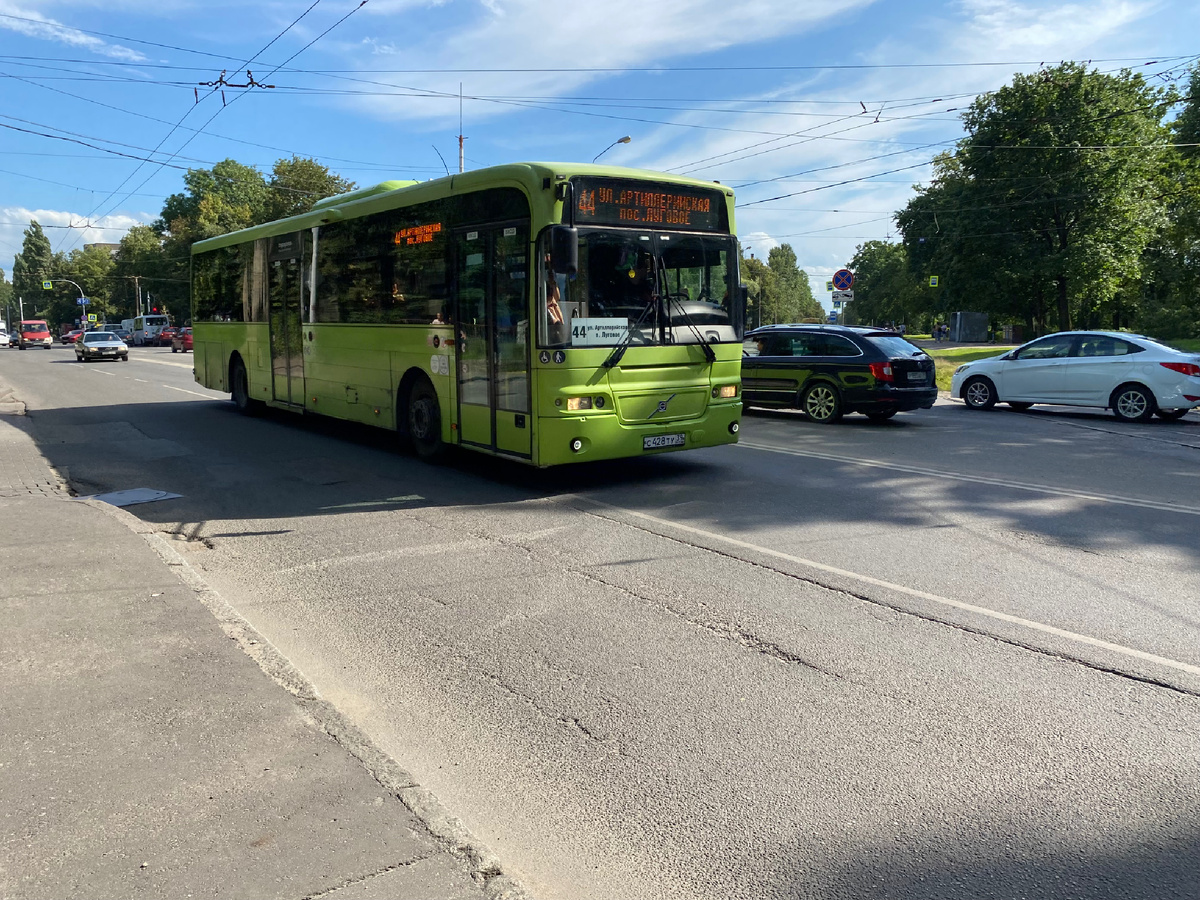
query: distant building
[{"left": 84, "top": 243, "right": 121, "bottom": 256}]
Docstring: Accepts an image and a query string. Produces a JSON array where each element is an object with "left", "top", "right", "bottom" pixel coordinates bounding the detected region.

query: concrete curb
[{"left": 78, "top": 496, "right": 536, "bottom": 900}]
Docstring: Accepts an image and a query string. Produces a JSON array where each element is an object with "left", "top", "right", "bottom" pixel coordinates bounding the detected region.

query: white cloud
[
  {"left": 348, "top": 0, "right": 877, "bottom": 124},
  {"left": 954, "top": 0, "right": 1149, "bottom": 54},
  {"left": 738, "top": 231, "right": 779, "bottom": 261},
  {"left": 0, "top": 2, "right": 148, "bottom": 60},
  {"left": 1, "top": 209, "right": 151, "bottom": 281}
]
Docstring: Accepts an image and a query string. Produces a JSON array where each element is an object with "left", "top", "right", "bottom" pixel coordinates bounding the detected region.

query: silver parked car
[
  {"left": 951, "top": 331, "right": 1200, "bottom": 422},
  {"left": 75, "top": 330, "right": 129, "bottom": 362}
]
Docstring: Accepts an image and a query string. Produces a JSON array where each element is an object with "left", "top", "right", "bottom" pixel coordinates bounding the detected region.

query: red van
[{"left": 18, "top": 320, "right": 54, "bottom": 349}]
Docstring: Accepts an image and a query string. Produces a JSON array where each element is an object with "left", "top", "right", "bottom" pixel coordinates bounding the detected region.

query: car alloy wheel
[
  {"left": 1111, "top": 384, "right": 1155, "bottom": 423},
  {"left": 962, "top": 376, "right": 997, "bottom": 410},
  {"left": 802, "top": 382, "right": 842, "bottom": 424}
]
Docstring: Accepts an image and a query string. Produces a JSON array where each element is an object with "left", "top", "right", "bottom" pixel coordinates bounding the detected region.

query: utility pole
[{"left": 457, "top": 83, "right": 465, "bottom": 174}]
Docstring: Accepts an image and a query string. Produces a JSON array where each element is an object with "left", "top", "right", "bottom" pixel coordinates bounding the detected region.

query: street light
[
  {"left": 593, "top": 135, "right": 632, "bottom": 163},
  {"left": 43, "top": 279, "right": 89, "bottom": 328}
]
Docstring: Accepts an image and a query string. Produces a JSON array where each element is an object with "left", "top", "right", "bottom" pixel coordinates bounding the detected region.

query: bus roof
[{"left": 191, "top": 162, "right": 736, "bottom": 254}]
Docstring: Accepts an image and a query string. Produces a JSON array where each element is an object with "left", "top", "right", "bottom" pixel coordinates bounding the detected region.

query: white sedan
[{"left": 950, "top": 331, "right": 1200, "bottom": 422}]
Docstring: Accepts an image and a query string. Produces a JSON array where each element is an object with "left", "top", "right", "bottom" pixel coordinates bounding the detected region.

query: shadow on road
[{"left": 16, "top": 392, "right": 1200, "bottom": 574}]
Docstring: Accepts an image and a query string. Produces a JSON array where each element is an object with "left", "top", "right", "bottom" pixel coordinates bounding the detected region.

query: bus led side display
[{"left": 395, "top": 222, "right": 443, "bottom": 245}]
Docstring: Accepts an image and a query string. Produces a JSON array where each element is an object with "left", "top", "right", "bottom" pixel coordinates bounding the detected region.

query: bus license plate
[{"left": 643, "top": 433, "right": 685, "bottom": 450}]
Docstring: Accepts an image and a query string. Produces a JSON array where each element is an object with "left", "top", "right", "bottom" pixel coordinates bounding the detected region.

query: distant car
[
  {"left": 157, "top": 326, "right": 178, "bottom": 347},
  {"left": 741, "top": 324, "right": 937, "bottom": 423},
  {"left": 75, "top": 330, "right": 129, "bottom": 362},
  {"left": 950, "top": 331, "right": 1200, "bottom": 422},
  {"left": 17, "top": 320, "right": 54, "bottom": 349},
  {"left": 170, "top": 327, "right": 193, "bottom": 353},
  {"left": 61, "top": 329, "right": 85, "bottom": 344},
  {"left": 0, "top": 327, "right": 8, "bottom": 347},
  {"left": 110, "top": 328, "right": 133, "bottom": 343},
  {"left": 6, "top": 330, "right": 17, "bottom": 348}
]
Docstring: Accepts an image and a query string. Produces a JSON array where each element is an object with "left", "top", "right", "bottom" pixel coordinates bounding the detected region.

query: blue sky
[{"left": 2, "top": 0, "right": 1197, "bottom": 310}]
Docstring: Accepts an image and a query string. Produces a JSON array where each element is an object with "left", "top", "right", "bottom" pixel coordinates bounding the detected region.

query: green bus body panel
[{"left": 192, "top": 163, "right": 741, "bottom": 467}]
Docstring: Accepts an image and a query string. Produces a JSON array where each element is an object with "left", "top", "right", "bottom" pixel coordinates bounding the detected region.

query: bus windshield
[{"left": 539, "top": 229, "right": 741, "bottom": 348}]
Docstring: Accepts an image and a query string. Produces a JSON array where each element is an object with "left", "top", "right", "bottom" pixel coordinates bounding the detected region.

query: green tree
[
  {"left": 266, "top": 156, "right": 356, "bottom": 220},
  {"left": 11, "top": 221, "right": 54, "bottom": 311},
  {"left": 766, "top": 244, "right": 822, "bottom": 322},
  {"left": 157, "top": 158, "right": 270, "bottom": 244},
  {"left": 111, "top": 225, "right": 176, "bottom": 320},
  {"left": 0, "top": 268, "right": 13, "bottom": 323},
  {"left": 897, "top": 63, "right": 1172, "bottom": 332},
  {"left": 65, "top": 245, "right": 117, "bottom": 324},
  {"left": 740, "top": 253, "right": 775, "bottom": 328},
  {"left": 846, "top": 241, "right": 930, "bottom": 328}
]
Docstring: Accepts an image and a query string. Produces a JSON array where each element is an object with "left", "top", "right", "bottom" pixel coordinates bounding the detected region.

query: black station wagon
[{"left": 741, "top": 325, "right": 937, "bottom": 423}]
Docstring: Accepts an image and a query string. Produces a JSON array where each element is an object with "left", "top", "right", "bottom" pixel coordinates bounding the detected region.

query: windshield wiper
[
  {"left": 602, "top": 296, "right": 658, "bottom": 369},
  {"left": 666, "top": 296, "right": 717, "bottom": 363}
]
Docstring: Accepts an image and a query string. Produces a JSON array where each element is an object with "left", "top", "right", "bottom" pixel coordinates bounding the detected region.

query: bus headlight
[
  {"left": 712, "top": 384, "right": 739, "bottom": 399},
  {"left": 566, "top": 397, "right": 593, "bottom": 411}
]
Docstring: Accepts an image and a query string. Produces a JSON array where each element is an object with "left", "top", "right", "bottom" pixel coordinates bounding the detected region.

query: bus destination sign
[{"left": 572, "top": 178, "right": 726, "bottom": 232}]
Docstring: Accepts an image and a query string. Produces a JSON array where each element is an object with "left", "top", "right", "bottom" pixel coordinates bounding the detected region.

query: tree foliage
[
  {"left": 742, "top": 243, "right": 822, "bottom": 326},
  {"left": 896, "top": 62, "right": 1173, "bottom": 333},
  {"left": 846, "top": 240, "right": 929, "bottom": 328},
  {"left": 11, "top": 221, "right": 54, "bottom": 311}
]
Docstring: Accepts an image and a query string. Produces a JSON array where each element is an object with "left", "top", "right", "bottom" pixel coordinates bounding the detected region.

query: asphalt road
[{"left": 4, "top": 342, "right": 1199, "bottom": 900}]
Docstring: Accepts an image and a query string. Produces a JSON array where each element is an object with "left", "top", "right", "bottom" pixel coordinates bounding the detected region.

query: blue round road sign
[{"left": 832, "top": 269, "right": 854, "bottom": 291}]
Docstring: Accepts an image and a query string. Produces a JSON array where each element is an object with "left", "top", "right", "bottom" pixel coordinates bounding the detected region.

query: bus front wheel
[{"left": 408, "top": 379, "right": 444, "bottom": 461}]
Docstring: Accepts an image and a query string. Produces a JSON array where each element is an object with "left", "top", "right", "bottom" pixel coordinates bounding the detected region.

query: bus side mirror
[{"left": 550, "top": 226, "right": 578, "bottom": 277}]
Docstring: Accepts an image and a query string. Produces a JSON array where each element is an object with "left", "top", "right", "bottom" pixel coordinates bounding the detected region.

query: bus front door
[
  {"left": 268, "top": 233, "right": 305, "bottom": 407},
  {"left": 454, "top": 224, "right": 532, "bottom": 459}
]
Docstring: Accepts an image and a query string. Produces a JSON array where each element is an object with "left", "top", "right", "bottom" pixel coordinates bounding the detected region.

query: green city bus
[{"left": 190, "top": 162, "right": 745, "bottom": 466}]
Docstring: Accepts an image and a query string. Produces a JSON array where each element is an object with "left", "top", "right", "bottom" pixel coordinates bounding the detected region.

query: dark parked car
[{"left": 741, "top": 325, "right": 937, "bottom": 423}]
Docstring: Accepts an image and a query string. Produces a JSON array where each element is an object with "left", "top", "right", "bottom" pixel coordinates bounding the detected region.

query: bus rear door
[
  {"left": 268, "top": 233, "right": 305, "bottom": 407},
  {"left": 453, "top": 223, "right": 531, "bottom": 459}
]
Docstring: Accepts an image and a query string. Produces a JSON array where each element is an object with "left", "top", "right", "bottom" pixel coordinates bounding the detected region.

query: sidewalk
[{"left": 0, "top": 382, "right": 526, "bottom": 899}]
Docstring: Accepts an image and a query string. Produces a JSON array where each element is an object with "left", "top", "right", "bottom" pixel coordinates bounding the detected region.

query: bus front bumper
[{"left": 536, "top": 403, "right": 742, "bottom": 466}]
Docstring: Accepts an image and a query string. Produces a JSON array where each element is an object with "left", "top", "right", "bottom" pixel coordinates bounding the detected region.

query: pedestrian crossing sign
[
  {"left": 929, "top": 275, "right": 939, "bottom": 287},
  {"left": 42, "top": 280, "right": 52, "bottom": 290}
]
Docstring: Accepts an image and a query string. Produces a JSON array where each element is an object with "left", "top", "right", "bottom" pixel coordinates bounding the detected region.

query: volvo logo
[{"left": 648, "top": 393, "right": 677, "bottom": 418}]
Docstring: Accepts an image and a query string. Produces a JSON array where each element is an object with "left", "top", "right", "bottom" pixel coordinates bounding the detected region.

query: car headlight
[{"left": 954, "top": 364, "right": 969, "bottom": 375}]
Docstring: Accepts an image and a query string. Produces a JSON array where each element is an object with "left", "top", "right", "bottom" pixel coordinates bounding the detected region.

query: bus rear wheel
[
  {"left": 231, "top": 357, "right": 261, "bottom": 416},
  {"left": 408, "top": 378, "right": 444, "bottom": 461}
]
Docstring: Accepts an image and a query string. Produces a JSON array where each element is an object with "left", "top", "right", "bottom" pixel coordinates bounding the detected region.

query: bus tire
[
  {"left": 407, "top": 377, "right": 444, "bottom": 461},
  {"left": 230, "top": 356, "right": 261, "bottom": 416}
]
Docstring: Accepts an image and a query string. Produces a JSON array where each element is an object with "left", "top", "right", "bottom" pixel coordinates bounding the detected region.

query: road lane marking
[
  {"left": 162, "top": 384, "right": 216, "bottom": 399},
  {"left": 573, "top": 497, "right": 1200, "bottom": 681},
  {"left": 737, "top": 441, "right": 1200, "bottom": 517},
  {"left": 133, "top": 357, "right": 196, "bottom": 370}
]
